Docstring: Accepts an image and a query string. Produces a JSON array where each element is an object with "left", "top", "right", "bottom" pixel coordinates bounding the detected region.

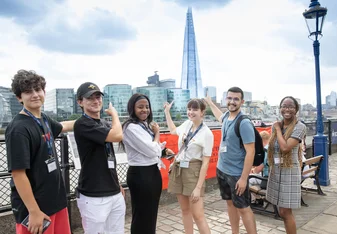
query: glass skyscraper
[
  {"left": 0, "top": 86, "right": 21, "bottom": 119},
  {"left": 103, "top": 84, "right": 132, "bottom": 120},
  {"left": 44, "top": 89, "right": 74, "bottom": 120},
  {"left": 180, "top": 7, "right": 203, "bottom": 99},
  {"left": 204, "top": 86, "right": 217, "bottom": 102},
  {"left": 167, "top": 88, "right": 190, "bottom": 121}
]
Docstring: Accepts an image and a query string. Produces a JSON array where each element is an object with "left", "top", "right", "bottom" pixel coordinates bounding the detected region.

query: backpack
[{"left": 234, "top": 115, "right": 265, "bottom": 166}]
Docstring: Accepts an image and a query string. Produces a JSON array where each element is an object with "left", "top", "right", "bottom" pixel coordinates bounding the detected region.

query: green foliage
[
  {"left": 175, "top": 113, "right": 182, "bottom": 121},
  {"left": 68, "top": 114, "right": 82, "bottom": 120},
  {"left": 205, "top": 107, "right": 214, "bottom": 116}
]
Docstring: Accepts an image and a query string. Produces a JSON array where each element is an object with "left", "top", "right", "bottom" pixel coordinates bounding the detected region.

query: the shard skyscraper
[{"left": 180, "top": 7, "right": 203, "bottom": 99}]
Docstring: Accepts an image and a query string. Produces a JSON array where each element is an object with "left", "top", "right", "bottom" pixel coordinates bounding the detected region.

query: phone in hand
[
  {"left": 161, "top": 154, "right": 175, "bottom": 160},
  {"left": 21, "top": 215, "right": 51, "bottom": 233}
]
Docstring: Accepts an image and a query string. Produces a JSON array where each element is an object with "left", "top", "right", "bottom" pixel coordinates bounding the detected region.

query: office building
[
  {"left": 167, "top": 88, "right": 190, "bottom": 121},
  {"left": 103, "top": 84, "right": 132, "bottom": 120},
  {"left": 204, "top": 86, "right": 216, "bottom": 102},
  {"left": 44, "top": 89, "right": 74, "bottom": 120}
]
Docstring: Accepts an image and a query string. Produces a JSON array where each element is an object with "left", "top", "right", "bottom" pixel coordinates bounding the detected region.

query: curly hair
[{"left": 11, "top": 70, "right": 46, "bottom": 98}]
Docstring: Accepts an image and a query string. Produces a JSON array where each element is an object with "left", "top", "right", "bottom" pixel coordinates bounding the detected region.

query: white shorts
[{"left": 77, "top": 192, "right": 126, "bottom": 234}]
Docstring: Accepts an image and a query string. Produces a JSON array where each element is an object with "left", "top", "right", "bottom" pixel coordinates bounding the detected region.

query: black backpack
[{"left": 234, "top": 115, "right": 265, "bottom": 166}]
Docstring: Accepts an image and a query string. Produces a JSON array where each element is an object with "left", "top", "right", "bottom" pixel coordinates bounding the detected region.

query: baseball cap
[{"left": 76, "top": 82, "right": 104, "bottom": 99}]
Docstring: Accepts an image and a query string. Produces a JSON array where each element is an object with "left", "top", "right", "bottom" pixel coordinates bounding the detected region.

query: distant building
[
  {"left": 44, "top": 89, "right": 74, "bottom": 120},
  {"left": 180, "top": 7, "right": 203, "bottom": 98},
  {"left": 103, "top": 84, "right": 132, "bottom": 120},
  {"left": 204, "top": 86, "right": 216, "bottom": 102},
  {"left": 326, "top": 91, "right": 337, "bottom": 107},
  {"left": 0, "top": 86, "right": 21, "bottom": 118},
  {"left": 0, "top": 93, "right": 12, "bottom": 128},
  {"left": 134, "top": 86, "right": 167, "bottom": 122},
  {"left": 74, "top": 93, "right": 82, "bottom": 114},
  {"left": 159, "top": 79, "right": 176, "bottom": 88},
  {"left": 243, "top": 91, "right": 252, "bottom": 102},
  {"left": 221, "top": 92, "right": 227, "bottom": 107},
  {"left": 147, "top": 71, "right": 160, "bottom": 86},
  {"left": 167, "top": 88, "right": 190, "bottom": 121}
]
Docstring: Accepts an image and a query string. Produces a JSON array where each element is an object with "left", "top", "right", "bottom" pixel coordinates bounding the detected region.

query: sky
[{"left": 0, "top": 0, "right": 336, "bottom": 106}]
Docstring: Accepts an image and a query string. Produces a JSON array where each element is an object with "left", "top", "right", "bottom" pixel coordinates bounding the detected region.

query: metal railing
[
  {"left": 0, "top": 119, "right": 336, "bottom": 214},
  {"left": 0, "top": 135, "right": 129, "bottom": 213}
]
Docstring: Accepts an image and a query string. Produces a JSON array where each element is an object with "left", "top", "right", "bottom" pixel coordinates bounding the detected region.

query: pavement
[{"left": 73, "top": 152, "right": 337, "bottom": 234}]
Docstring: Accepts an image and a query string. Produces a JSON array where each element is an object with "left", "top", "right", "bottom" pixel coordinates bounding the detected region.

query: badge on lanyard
[
  {"left": 180, "top": 160, "right": 189, "bottom": 168},
  {"left": 45, "top": 157, "right": 57, "bottom": 173},
  {"left": 108, "top": 155, "right": 115, "bottom": 169},
  {"left": 220, "top": 145, "right": 227, "bottom": 153},
  {"left": 274, "top": 158, "right": 283, "bottom": 164}
]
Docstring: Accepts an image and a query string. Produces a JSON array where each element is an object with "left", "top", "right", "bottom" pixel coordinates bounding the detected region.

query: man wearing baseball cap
[{"left": 74, "top": 82, "right": 126, "bottom": 234}]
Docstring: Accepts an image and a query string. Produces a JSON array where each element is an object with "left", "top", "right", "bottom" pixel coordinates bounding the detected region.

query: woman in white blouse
[
  {"left": 164, "top": 99, "right": 214, "bottom": 234},
  {"left": 122, "top": 93, "right": 170, "bottom": 234}
]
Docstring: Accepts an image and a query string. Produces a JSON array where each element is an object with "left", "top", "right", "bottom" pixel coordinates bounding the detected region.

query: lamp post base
[{"left": 314, "top": 134, "right": 330, "bottom": 186}]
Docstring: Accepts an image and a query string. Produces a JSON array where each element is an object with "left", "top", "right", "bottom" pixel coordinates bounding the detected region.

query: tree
[
  {"left": 68, "top": 114, "right": 82, "bottom": 120},
  {"left": 175, "top": 113, "right": 182, "bottom": 121},
  {"left": 205, "top": 107, "right": 214, "bottom": 117}
]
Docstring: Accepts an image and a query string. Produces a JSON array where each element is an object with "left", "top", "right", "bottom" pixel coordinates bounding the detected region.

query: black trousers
[{"left": 127, "top": 164, "right": 162, "bottom": 234}]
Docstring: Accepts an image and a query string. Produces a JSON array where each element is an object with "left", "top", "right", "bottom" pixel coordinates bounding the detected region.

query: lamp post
[{"left": 303, "top": 0, "right": 330, "bottom": 186}]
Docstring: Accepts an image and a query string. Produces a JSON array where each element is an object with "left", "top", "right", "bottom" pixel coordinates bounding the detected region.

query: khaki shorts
[{"left": 168, "top": 160, "right": 206, "bottom": 197}]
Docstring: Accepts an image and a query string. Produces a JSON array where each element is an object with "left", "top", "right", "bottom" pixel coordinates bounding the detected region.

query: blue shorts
[{"left": 216, "top": 168, "right": 251, "bottom": 209}]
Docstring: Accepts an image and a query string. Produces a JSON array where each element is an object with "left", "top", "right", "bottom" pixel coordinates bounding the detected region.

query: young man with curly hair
[{"left": 5, "top": 70, "right": 75, "bottom": 234}]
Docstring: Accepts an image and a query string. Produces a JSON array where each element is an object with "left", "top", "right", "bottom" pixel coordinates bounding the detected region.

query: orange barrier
[{"left": 159, "top": 126, "right": 272, "bottom": 189}]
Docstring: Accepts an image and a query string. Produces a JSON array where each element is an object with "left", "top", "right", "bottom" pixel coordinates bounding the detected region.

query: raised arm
[
  {"left": 105, "top": 102, "right": 123, "bottom": 142},
  {"left": 204, "top": 94, "right": 223, "bottom": 122},
  {"left": 164, "top": 101, "right": 177, "bottom": 135}
]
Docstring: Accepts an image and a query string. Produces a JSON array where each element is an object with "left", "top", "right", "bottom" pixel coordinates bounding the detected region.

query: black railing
[
  {"left": 0, "top": 135, "right": 129, "bottom": 213},
  {"left": 0, "top": 119, "right": 336, "bottom": 214}
]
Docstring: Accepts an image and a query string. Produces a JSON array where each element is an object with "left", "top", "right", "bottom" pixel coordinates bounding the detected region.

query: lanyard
[
  {"left": 138, "top": 122, "right": 155, "bottom": 140},
  {"left": 222, "top": 112, "right": 241, "bottom": 141},
  {"left": 82, "top": 113, "right": 114, "bottom": 158},
  {"left": 23, "top": 108, "right": 54, "bottom": 157},
  {"left": 184, "top": 122, "right": 203, "bottom": 148}
]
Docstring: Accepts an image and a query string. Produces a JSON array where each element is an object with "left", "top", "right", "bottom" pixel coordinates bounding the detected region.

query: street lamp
[{"left": 303, "top": 0, "right": 330, "bottom": 186}]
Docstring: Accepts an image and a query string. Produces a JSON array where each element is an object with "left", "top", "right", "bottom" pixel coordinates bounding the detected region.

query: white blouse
[{"left": 123, "top": 123, "right": 162, "bottom": 166}]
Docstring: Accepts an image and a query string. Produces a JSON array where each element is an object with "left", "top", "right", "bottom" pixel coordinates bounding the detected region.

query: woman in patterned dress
[{"left": 266, "top": 96, "right": 306, "bottom": 234}]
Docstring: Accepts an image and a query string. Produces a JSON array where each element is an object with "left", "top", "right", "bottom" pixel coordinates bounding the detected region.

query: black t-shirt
[
  {"left": 5, "top": 114, "right": 66, "bottom": 223},
  {"left": 74, "top": 115, "right": 120, "bottom": 197}
]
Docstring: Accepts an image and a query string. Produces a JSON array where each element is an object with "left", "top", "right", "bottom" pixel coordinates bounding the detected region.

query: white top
[
  {"left": 123, "top": 123, "right": 162, "bottom": 166},
  {"left": 175, "top": 120, "right": 214, "bottom": 162}
]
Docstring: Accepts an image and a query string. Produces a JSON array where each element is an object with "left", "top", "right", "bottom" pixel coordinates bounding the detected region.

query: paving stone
[{"left": 158, "top": 224, "right": 174, "bottom": 232}]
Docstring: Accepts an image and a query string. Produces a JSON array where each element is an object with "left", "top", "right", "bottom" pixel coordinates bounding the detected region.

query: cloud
[
  {"left": 0, "top": 0, "right": 64, "bottom": 25},
  {"left": 163, "top": 0, "right": 231, "bottom": 9},
  {"left": 274, "top": 0, "right": 337, "bottom": 67},
  {"left": 28, "top": 8, "right": 137, "bottom": 55}
]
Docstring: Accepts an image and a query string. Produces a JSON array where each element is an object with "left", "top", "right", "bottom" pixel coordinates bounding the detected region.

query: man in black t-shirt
[
  {"left": 74, "top": 82, "right": 125, "bottom": 234},
  {"left": 5, "top": 70, "right": 75, "bottom": 234}
]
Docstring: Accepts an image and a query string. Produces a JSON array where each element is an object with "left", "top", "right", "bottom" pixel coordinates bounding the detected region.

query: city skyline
[{"left": 0, "top": 0, "right": 336, "bottom": 106}]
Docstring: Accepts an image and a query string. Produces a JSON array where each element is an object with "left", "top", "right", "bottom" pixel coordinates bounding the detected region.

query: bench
[
  {"left": 248, "top": 155, "right": 325, "bottom": 218},
  {"left": 248, "top": 175, "right": 281, "bottom": 219},
  {"left": 301, "top": 155, "right": 325, "bottom": 206}
]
